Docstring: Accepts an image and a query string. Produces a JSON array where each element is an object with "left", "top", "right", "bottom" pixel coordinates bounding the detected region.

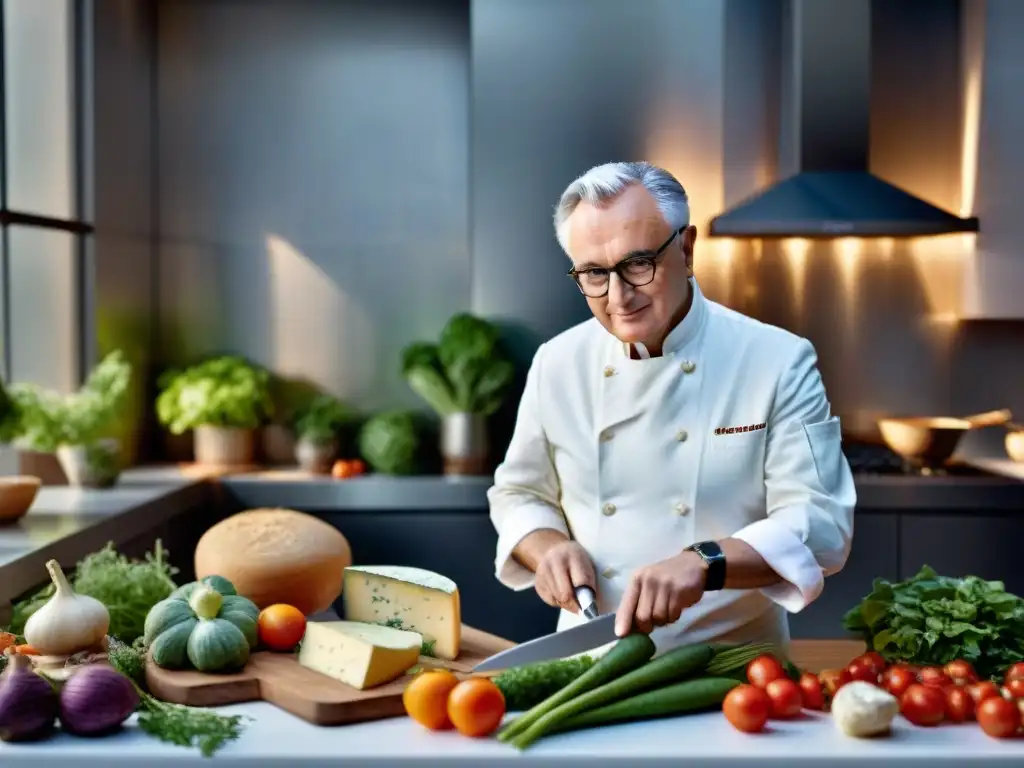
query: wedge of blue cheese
[
  {"left": 342, "top": 565, "right": 461, "bottom": 660},
  {"left": 297, "top": 620, "right": 423, "bottom": 690}
]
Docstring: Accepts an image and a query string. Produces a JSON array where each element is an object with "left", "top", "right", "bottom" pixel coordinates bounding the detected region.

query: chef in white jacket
[{"left": 488, "top": 161, "right": 856, "bottom": 653}]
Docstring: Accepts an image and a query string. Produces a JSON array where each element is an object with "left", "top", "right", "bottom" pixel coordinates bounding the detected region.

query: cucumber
[
  {"left": 547, "top": 677, "right": 740, "bottom": 736},
  {"left": 511, "top": 642, "right": 714, "bottom": 749},
  {"left": 497, "top": 633, "right": 656, "bottom": 742},
  {"left": 492, "top": 654, "right": 597, "bottom": 711}
]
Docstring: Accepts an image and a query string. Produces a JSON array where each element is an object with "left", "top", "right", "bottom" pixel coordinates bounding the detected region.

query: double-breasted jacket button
[
  {"left": 599, "top": 429, "right": 614, "bottom": 442},
  {"left": 680, "top": 360, "right": 697, "bottom": 374},
  {"left": 675, "top": 429, "right": 689, "bottom": 442},
  {"left": 602, "top": 502, "right": 617, "bottom": 516},
  {"left": 673, "top": 502, "right": 691, "bottom": 516},
  {"left": 601, "top": 567, "right": 618, "bottom": 579},
  {"left": 603, "top": 366, "right": 616, "bottom": 377}
]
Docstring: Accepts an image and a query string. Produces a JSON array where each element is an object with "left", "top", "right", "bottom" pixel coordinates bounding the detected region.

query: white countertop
[{"left": 2, "top": 703, "right": 1023, "bottom": 766}]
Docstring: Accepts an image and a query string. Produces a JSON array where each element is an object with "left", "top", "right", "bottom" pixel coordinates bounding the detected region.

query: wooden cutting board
[{"left": 145, "top": 625, "right": 513, "bottom": 726}]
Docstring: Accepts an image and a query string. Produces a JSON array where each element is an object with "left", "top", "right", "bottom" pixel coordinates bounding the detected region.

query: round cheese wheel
[{"left": 194, "top": 507, "right": 352, "bottom": 616}]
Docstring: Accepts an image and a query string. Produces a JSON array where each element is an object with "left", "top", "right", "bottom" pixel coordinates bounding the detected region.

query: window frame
[{"left": 0, "top": 0, "right": 94, "bottom": 387}]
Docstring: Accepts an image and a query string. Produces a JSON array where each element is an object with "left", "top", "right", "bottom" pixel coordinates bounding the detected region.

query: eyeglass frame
[{"left": 567, "top": 226, "right": 685, "bottom": 298}]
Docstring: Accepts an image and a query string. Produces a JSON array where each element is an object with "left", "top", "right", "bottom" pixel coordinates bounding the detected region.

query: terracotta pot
[
  {"left": 193, "top": 426, "right": 255, "bottom": 466},
  {"left": 295, "top": 437, "right": 337, "bottom": 474},
  {"left": 56, "top": 438, "right": 122, "bottom": 488}
]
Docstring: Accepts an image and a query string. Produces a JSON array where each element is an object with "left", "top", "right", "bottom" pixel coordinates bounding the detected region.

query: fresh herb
[
  {"left": 843, "top": 565, "right": 1024, "bottom": 680},
  {"left": 156, "top": 355, "right": 274, "bottom": 434},
  {"left": 401, "top": 313, "right": 515, "bottom": 417},
  {"left": 376, "top": 618, "right": 435, "bottom": 656},
  {"left": 292, "top": 393, "right": 353, "bottom": 445},
  {"left": 0, "top": 350, "right": 131, "bottom": 452},
  {"left": 493, "top": 655, "right": 598, "bottom": 712},
  {"left": 8, "top": 541, "right": 178, "bottom": 643},
  {"left": 420, "top": 638, "right": 436, "bottom": 657},
  {"left": 358, "top": 410, "right": 423, "bottom": 475},
  {"left": 108, "top": 637, "right": 249, "bottom": 757}
]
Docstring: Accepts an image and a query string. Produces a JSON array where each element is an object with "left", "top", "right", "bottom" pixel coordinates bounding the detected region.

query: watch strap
[{"left": 688, "top": 540, "right": 726, "bottom": 591}]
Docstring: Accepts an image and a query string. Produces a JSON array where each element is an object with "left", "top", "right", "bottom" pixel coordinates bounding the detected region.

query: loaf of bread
[{"left": 194, "top": 507, "right": 352, "bottom": 615}]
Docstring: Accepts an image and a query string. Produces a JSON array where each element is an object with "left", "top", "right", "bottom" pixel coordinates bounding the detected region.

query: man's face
[{"left": 564, "top": 184, "right": 696, "bottom": 350}]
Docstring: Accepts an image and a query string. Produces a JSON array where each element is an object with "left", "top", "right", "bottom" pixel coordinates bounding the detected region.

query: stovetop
[{"left": 842, "top": 440, "right": 994, "bottom": 478}]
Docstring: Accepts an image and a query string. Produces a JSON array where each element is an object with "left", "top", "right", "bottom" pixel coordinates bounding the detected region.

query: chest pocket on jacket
[{"left": 709, "top": 429, "right": 767, "bottom": 453}]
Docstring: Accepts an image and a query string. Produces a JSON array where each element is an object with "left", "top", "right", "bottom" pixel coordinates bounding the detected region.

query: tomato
[
  {"left": 943, "top": 686, "right": 974, "bottom": 723},
  {"left": 1004, "top": 663, "right": 1024, "bottom": 682},
  {"left": 403, "top": 670, "right": 459, "bottom": 730},
  {"left": 331, "top": 460, "right": 357, "bottom": 479},
  {"left": 746, "top": 655, "right": 786, "bottom": 689},
  {"left": 847, "top": 657, "right": 880, "bottom": 684},
  {"left": 764, "top": 678, "right": 803, "bottom": 719},
  {"left": 967, "top": 681, "right": 1003, "bottom": 707},
  {"left": 977, "top": 696, "right": 1020, "bottom": 739},
  {"left": 257, "top": 604, "right": 307, "bottom": 651},
  {"left": 858, "top": 652, "right": 887, "bottom": 676},
  {"left": 917, "top": 667, "right": 953, "bottom": 688},
  {"left": 798, "top": 672, "right": 825, "bottom": 711},
  {"left": 1003, "top": 677, "right": 1024, "bottom": 699},
  {"left": 819, "top": 668, "right": 852, "bottom": 697},
  {"left": 881, "top": 666, "right": 917, "bottom": 698},
  {"left": 447, "top": 678, "right": 506, "bottom": 737},
  {"left": 350, "top": 459, "right": 367, "bottom": 475},
  {"left": 943, "top": 659, "right": 978, "bottom": 684},
  {"left": 900, "top": 684, "right": 946, "bottom": 727},
  {"left": 723, "top": 684, "right": 771, "bottom": 733}
]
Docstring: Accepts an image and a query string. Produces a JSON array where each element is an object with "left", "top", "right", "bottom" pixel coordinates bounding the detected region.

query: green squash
[{"left": 145, "top": 577, "right": 259, "bottom": 672}]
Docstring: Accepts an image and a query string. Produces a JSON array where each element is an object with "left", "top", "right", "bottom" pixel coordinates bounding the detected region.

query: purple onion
[
  {"left": 59, "top": 665, "right": 139, "bottom": 736},
  {"left": 0, "top": 653, "right": 59, "bottom": 742}
]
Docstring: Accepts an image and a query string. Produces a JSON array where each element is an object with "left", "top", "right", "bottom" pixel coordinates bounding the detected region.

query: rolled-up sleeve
[
  {"left": 488, "top": 344, "right": 569, "bottom": 591},
  {"left": 732, "top": 339, "right": 856, "bottom": 613}
]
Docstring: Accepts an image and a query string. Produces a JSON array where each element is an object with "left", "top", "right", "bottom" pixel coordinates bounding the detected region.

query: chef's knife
[{"left": 471, "top": 585, "right": 617, "bottom": 672}]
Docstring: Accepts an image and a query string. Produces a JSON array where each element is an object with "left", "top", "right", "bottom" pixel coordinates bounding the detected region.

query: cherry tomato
[
  {"left": 723, "top": 684, "right": 771, "bottom": 733},
  {"left": 943, "top": 685, "right": 974, "bottom": 723},
  {"left": 798, "top": 672, "right": 825, "bottom": 711},
  {"left": 858, "top": 651, "right": 887, "bottom": 676},
  {"left": 446, "top": 678, "right": 506, "bottom": 737},
  {"left": 847, "top": 657, "right": 880, "bottom": 684},
  {"left": 967, "top": 681, "right": 1003, "bottom": 708},
  {"left": 900, "top": 684, "right": 945, "bottom": 727},
  {"left": 943, "top": 659, "right": 978, "bottom": 684},
  {"left": 1003, "top": 677, "right": 1024, "bottom": 699},
  {"left": 977, "top": 696, "right": 1020, "bottom": 739},
  {"left": 746, "top": 655, "right": 787, "bottom": 689},
  {"left": 819, "top": 668, "right": 852, "bottom": 697},
  {"left": 257, "top": 604, "right": 307, "bottom": 651},
  {"left": 1004, "top": 663, "right": 1024, "bottom": 682},
  {"left": 917, "top": 667, "right": 953, "bottom": 688},
  {"left": 765, "top": 678, "right": 803, "bottom": 719},
  {"left": 331, "top": 460, "right": 357, "bottom": 479},
  {"left": 881, "top": 665, "right": 917, "bottom": 698}
]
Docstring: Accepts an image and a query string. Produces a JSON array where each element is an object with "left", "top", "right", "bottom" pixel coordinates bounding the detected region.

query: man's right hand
[{"left": 534, "top": 539, "right": 597, "bottom": 613}]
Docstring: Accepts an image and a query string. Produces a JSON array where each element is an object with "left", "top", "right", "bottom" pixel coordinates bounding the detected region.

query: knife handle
[{"left": 574, "top": 585, "right": 599, "bottom": 620}]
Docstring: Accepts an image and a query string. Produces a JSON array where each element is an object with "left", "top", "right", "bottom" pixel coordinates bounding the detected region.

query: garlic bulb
[{"left": 24, "top": 560, "right": 110, "bottom": 656}]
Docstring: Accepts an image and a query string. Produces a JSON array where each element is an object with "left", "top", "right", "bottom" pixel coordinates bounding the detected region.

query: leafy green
[
  {"left": 292, "top": 393, "right": 353, "bottom": 444},
  {"left": 0, "top": 350, "right": 132, "bottom": 452},
  {"left": 358, "top": 410, "right": 422, "bottom": 475},
  {"left": 156, "top": 355, "right": 274, "bottom": 433},
  {"left": 401, "top": 313, "right": 515, "bottom": 417},
  {"left": 8, "top": 541, "right": 179, "bottom": 643},
  {"left": 842, "top": 565, "right": 1024, "bottom": 679}
]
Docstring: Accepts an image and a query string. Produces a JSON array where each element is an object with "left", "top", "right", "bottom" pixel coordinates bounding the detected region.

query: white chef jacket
[{"left": 488, "top": 279, "right": 856, "bottom": 654}]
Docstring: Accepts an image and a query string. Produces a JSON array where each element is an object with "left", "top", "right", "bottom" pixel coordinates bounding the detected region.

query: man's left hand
[{"left": 614, "top": 551, "right": 708, "bottom": 636}]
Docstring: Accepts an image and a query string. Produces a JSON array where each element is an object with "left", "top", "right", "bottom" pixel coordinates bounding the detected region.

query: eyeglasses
[{"left": 568, "top": 227, "right": 684, "bottom": 298}]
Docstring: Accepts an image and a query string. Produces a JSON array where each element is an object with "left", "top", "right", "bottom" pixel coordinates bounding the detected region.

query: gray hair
[{"left": 553, "top": 162, "right": 690, "bottom": 254}]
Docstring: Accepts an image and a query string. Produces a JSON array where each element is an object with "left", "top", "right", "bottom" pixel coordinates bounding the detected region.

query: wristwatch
[{"left": 687, "top": 541, "right": 726, "bottom": 592}]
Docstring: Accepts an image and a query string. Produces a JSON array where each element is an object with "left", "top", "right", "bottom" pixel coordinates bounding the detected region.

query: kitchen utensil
[
  {"left": 0, "top": 475, "right": 40, "bottom": 523},
  {"left": 471, "top": 586, "right": 616, "bottom": 672},
  {"left": 877, "top": 408, "right": 1012, "bottom": 467},
  {"left": 145, "top": 624, "right": 511, "bottom": 726}
]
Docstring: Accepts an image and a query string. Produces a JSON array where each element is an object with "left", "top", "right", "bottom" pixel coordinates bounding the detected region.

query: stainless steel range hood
[{"left": 707, "top": 0, "right": 979, "bottom": 239}]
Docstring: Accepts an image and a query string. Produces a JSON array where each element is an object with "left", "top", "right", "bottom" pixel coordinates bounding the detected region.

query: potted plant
[
  {"left": 155, "top": 355, "right": 274, "bottom": 466},
  {"left": 400, "top": 313, "right": 515, "bottom": 475},
  {"left": 0, "top": 350, "right": 132, "bottom": 488},
  {"left": 292, "top": 394, "right": 353, "bottom": 474}
]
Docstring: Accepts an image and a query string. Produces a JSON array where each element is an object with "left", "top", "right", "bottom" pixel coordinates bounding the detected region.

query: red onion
[
  {"left": 0, "top": 653, "right": 58, "bottom": 742},
  {"left": 59, "top": 665, "right": 139, "bottom": 736}
]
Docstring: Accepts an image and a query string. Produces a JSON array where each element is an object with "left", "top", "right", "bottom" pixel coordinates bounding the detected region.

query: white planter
[
  {"left": 440, "top": 412, "right": 488, "bottom": 476},
  {"left": 295, "top": 437, "right": 337, "bottom": 474},
  {"left": 193, "top": 425, "right": 255, "bottom": 466},
  {"left": 57, "top": 439, "right": 122, "bottom": 488}
]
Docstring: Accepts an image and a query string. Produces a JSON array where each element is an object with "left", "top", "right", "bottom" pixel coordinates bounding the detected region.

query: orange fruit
[
  {"left": 403, "top": 669, "right": 460, "bottom": 730},
  {"left": 446, "top": 678, "right": 506, "bottom": 737},
  {"left": 258, "top": 604, "right": 307, "bottom": 651}
]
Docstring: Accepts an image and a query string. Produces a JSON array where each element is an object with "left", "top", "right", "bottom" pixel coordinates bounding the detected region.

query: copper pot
[{"left": 877, "top": 409, "right": 1012, "bottom": 467}]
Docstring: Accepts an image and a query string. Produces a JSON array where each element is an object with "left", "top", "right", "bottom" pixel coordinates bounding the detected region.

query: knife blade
[{"left": 472, "top": 586, "right": 617, "bottom": 672}]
